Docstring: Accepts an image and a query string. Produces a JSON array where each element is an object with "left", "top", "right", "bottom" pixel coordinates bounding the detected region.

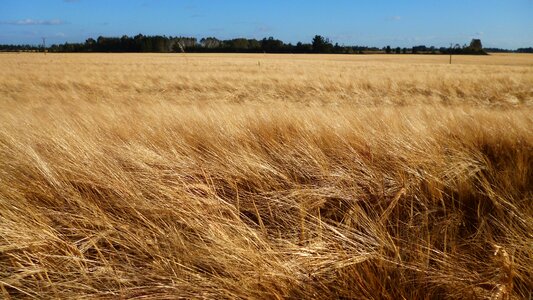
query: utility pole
[{"left": 42, "top": 37, "right": 46, "bottom": 54}]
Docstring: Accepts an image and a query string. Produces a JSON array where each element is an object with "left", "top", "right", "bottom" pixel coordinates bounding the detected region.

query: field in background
[
  {"left": 2, "top": 53, "right": 533, "bottom": 106},
  {"left": 0, "top": 53, "right": 532, "bottom": 299}
]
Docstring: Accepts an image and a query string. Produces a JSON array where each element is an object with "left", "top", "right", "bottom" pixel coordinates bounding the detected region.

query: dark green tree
[
  {"left": 469, "top": 39, "right": 483, "bottom": 51},
  {"left": 312, "top": 35, "right": 333, "bottom": 53},
  {"left": 261, "top": 37, "right": 284, "bottom": 53}
]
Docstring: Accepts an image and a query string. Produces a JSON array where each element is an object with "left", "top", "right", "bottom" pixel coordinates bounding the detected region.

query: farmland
[{"left": 0, "top": 53, "right": 532, "bottom": 299}]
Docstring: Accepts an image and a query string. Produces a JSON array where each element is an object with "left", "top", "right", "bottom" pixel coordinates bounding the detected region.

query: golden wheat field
[{"left": 0, "top": 53, "right": 532, "bottom": 299}]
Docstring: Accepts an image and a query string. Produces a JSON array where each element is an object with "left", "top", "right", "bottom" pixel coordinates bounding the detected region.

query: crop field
[{"left": 0, "top": 53, "right": 532, "bottom": 299}]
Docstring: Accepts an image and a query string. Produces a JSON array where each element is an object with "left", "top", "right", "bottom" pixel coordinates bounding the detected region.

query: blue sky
[{"left": 1, "top": 0, "right": 532, "bottom": 48}]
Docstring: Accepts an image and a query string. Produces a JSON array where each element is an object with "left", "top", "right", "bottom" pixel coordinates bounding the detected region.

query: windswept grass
[{"left": 0, "top": 53, "right": 532, "bottom": 299}]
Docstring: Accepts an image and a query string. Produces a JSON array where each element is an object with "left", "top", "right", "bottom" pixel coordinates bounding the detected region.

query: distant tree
[
  {"left": 412, "top": 45, "right": 428, "bottom": 54},
  {"left": 484, "top": 47, "right": 512, "bottom": 53},
  {"left": 200, "top": 37, "right": 221, "bottom": 49},
  {"left": 231, "top": 38, "right": 251, "bottom": 51},
  {"left": 295, "top": 42, "right": 312, "bottom": 53},
  {"left": 261, "top": 37, "right": 284, "bottom": 53},
  {"left": 469, "top": 39, "right": 482, "bottom": 51},
  {"left": 248, "top": 39, "right": 261, "bottom": 50},
  {"left": 26, "top": 33, "right": 495, "bottom": 55},
  {"left": 334, "top": 42, "right": 343, "bottom": 53},
  {"left": 516, "top": 47, "right": 533, "bottom": 53},
  {"left": 152, "top": 36, "right": 167, "bottom": 52},
  {"left": 84, "top": 38, "right": 96, "bottom": 51},
  {"left": 172, "top": 40, "right": 185, "bottom": 52},
  {"left": 312, "top": 35, "right": 333, "bottom": 53},
  {"left": 176, "top": 37, "right": 197, "bottom": 49}
]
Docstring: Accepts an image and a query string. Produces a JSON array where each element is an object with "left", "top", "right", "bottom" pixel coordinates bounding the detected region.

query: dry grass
[{"left": 0, "top": 53, "right": 532, "bottom": 299}]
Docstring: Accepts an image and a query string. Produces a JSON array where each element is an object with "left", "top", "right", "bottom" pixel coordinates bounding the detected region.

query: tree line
[{"left": 1, "top": 34, "right": 530, "bottom": 54}]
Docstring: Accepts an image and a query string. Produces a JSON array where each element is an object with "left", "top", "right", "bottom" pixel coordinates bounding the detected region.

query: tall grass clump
[{"left": 1, "top": 103, "right": 531, "bottom": 299}]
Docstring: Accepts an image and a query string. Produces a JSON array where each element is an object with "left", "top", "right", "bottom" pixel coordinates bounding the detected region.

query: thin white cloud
[
  {"left": 388, "top": 16, "right": 402, "bottom": 21},
  {"left": 1, "top": 19, "right": 64, "bottom": 25}
]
